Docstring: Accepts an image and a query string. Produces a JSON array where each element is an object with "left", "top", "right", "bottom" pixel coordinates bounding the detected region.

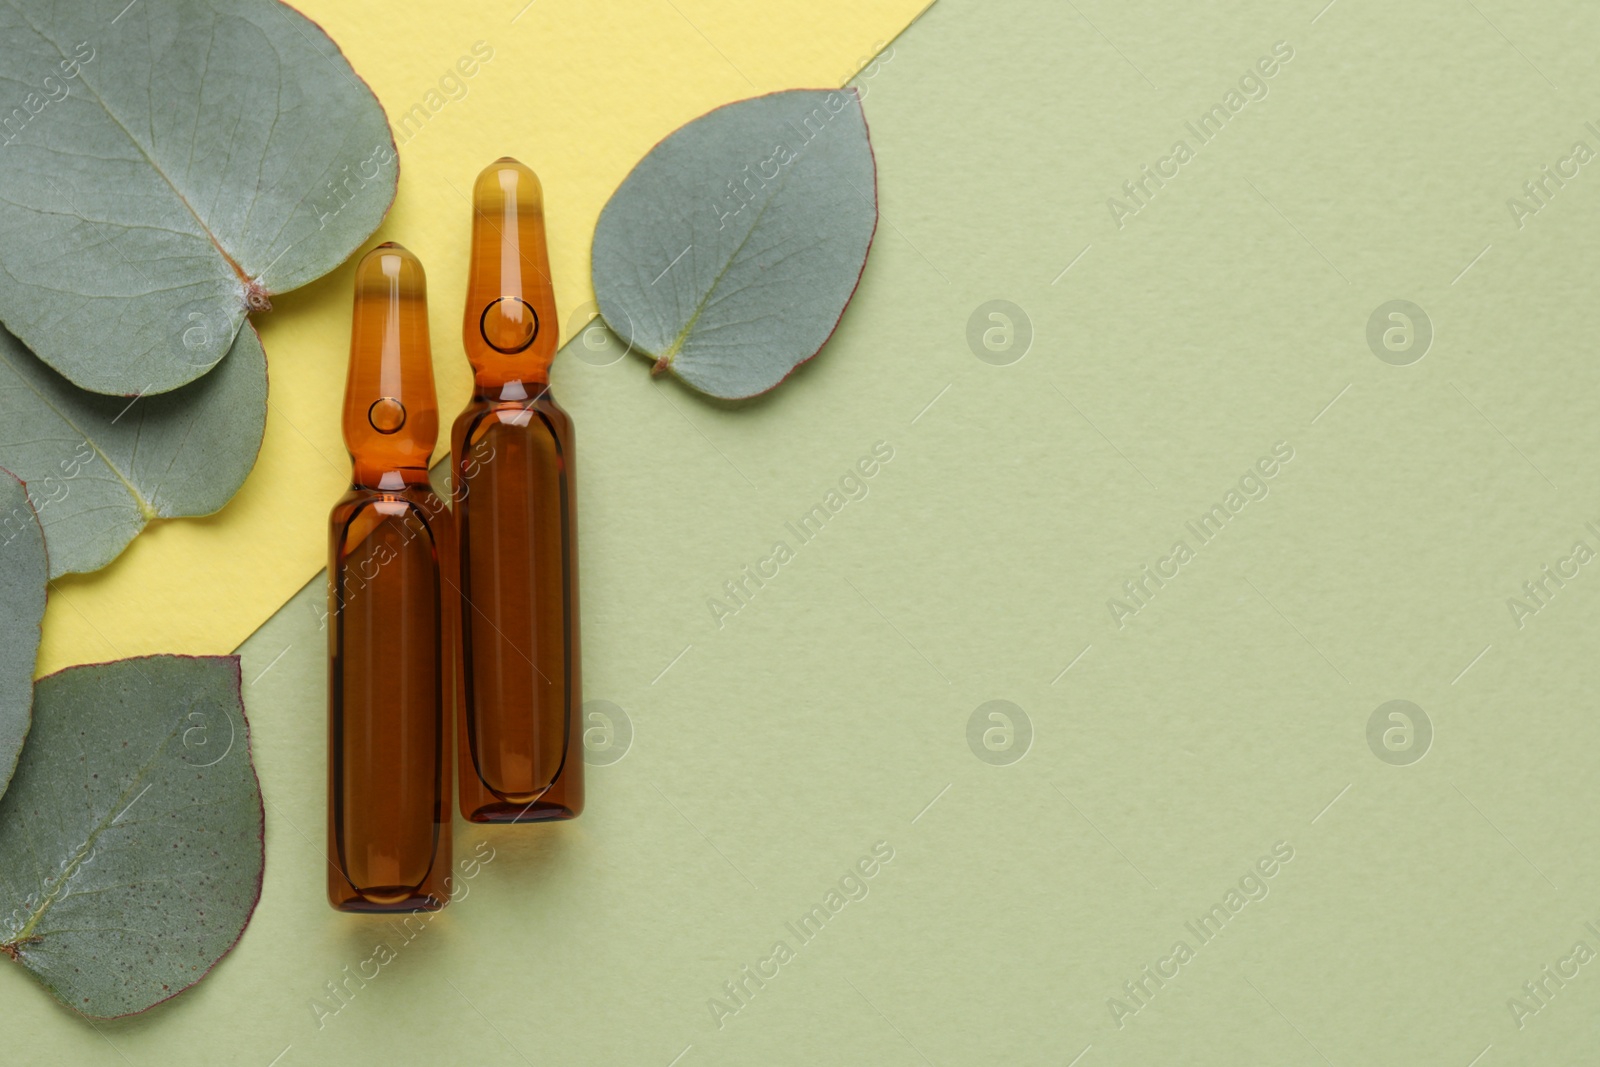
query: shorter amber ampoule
[
  {"left": 452, "top": 157, "right": 583, "bottom": 822},
  {"left": 327, "top": 243, "right": 453, "bottom": 910}
]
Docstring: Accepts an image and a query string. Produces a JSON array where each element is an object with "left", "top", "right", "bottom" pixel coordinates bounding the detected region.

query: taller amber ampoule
[
  {"left": 328, "top": 243, "right": 453, "bottom": 910},
  {"left": 452, "top": 157, "right": 583, "bottom": 822}
]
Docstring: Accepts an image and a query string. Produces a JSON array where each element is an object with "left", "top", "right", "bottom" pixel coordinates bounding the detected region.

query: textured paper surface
[
  {"left": 35, "top": 0, "right": 931, "bottom": 674},
  {"left": 12, "top": 1, "right": 1600, "bottom": 1063}
]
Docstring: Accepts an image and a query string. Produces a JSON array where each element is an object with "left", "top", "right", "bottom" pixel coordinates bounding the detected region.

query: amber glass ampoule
[
  {"left": 327, "top": 243, "right": 453, "bottom": 910},
  {"left": 452, "top": 157, "right": 583, "bottom": 823}
]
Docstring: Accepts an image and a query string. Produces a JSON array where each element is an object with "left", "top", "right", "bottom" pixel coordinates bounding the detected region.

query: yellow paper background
[{"left": 37, "top": 0, "right": 931, "bottom": 675}]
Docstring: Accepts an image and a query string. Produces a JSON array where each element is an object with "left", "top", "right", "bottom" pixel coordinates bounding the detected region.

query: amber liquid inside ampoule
[
  {"left": 453, "top": 157, "right": 583, "bottom": 823},
  {"left": 328, "top": 243, "right": 454, "bottom": 910}
]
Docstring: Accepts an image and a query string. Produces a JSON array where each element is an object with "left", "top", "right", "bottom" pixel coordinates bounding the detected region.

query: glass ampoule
[
  {"left": 452, "top": 157, "right": 584, "bottom": 823},
  {"left": 328, "top": 243, "right": 454, "bottom": 909}
]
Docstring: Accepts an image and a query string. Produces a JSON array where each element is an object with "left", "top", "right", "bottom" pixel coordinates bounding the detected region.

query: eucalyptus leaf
[
  {"left": 0, "top": 468, "right": 46, "bottom": 802},
  {"left": 0, "top": 0, "right": 396, "bottom": 395},
  {"left": 0, "top": 321, "right": 267, "bottom": 577},
  {"left": 0, "top": 655, "right": 263, "bottom": 1019},
  {"left": 592, "top": 88, "right": 877, "bottom": 399}
]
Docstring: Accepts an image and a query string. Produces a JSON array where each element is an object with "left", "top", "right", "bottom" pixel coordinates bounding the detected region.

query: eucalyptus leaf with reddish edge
[
  {"left": 0, "top": 655, "right": 264, "bottom": 1019},
  {"left": 592, "top": 88, "right": 877, "bottom": 399},
  {"left": 0, "top": 468, "right": 46, "bottom": 802},
  {"left": 0, "top": 0, "right": 396, "bottom": 396},
  {"left": 0, "top": 322, "right": 268, "bottom": 577}
]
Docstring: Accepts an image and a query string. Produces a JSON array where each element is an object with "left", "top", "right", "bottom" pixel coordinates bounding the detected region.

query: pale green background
[{"left": 11, "top": 0, "right": 1600, "bottom": 1062}]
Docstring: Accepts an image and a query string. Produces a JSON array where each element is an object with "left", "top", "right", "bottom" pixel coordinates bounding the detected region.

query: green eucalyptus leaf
[
  {"left": 0, "top": 468, "right": 46, "bottom": 802},
  {"left": 0, "top": 654, "right": 263, "bottom": 1019},
  {"left": 0, "top": 0, "right": 396, "bottom": 395},
  {"left": 0, "top": 322, "right": 267, "bottom": 577},
  {"left": 592, "top": 88, "right": 877, "bottom": 399}
]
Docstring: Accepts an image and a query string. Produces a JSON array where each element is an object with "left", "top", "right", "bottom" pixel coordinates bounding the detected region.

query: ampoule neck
[
  {"left": 350, "top": 465, "right": 436, "bottom": 493},
  {"left": 474, "top": 376, "right": 552, "bottom": 406}
]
